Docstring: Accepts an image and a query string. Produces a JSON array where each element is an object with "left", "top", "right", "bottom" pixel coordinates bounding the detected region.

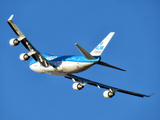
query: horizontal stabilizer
[
  {"left": 97, "top": 61, "right": 126, "bottom": 71},
  {"left": 75, "top": 43, "right": 95, "bottom": 59}
]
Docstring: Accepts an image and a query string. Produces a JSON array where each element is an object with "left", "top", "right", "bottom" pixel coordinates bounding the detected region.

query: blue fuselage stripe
[{"left": 29, "top": 54, "right": 101, "bottom": 66}]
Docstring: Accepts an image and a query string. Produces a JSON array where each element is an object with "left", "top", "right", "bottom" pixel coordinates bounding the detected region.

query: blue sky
[{"left": 1, "top": 0, "right": 160, "bottom": 120}]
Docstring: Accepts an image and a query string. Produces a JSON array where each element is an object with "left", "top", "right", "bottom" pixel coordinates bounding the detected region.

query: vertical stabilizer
[{"left": 90, "top": 32, "right": 115, "bottom": 56}]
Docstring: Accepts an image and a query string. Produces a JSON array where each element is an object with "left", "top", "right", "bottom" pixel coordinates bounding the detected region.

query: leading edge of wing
[{"left": 65, "top": 74, "right": 152, "bottom": 98}]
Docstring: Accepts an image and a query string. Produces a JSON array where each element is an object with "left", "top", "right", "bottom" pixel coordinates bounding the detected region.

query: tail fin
[{"left": 90, "top": 32, "right": 115, "bottom": 56}]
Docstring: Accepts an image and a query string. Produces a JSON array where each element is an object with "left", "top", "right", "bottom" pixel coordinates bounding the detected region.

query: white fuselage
[
  {"left": 29, "top": 61, "right": 95, "bottom": 76},
  {"left": 29, "top": 54, "right": 100, "bottom": 76}
]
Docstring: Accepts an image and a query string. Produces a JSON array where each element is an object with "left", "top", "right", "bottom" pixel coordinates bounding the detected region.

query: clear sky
[{"left": 1, "top": 0, "right": 160, "bottom": 120}]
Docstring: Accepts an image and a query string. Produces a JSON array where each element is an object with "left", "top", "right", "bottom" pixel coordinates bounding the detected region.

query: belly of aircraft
[
  {"left": 30, "top": 61, "right": 94, "bottom": 76},
  {"left": 61, "top": 61, "right": 94, "bottom": 73}
]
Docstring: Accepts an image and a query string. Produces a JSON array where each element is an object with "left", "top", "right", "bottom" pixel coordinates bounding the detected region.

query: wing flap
[{"left": 65, "top": 74, "right": 151, "bottom": 97}]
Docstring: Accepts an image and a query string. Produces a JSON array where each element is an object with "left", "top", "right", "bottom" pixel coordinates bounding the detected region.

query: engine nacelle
[
  {"left": 103, "top": 90, "right": 115, "bottom": 98},
  {"left": 72, "top": 83, "right": 84, "bottom": 90},
  {"left": 19, "top": 53, "right": 30, "bottom": 61},
  {"left": 9, "top": 38, "right": 20, "bottom": 46}
]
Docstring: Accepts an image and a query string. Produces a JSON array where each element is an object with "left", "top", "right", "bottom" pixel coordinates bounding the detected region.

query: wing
[
  {"left": 8, "top": 15, "right": 51, "bottom": 67},
  {"left": 65, "top": 74, "right": 152, "bottom": 98}
]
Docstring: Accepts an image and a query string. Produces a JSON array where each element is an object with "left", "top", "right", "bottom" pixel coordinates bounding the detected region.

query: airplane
[{"left": 8, "top": 15, "right": 152, "bottom": 98}]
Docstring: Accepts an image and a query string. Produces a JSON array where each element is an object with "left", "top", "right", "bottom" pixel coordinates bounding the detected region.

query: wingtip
[
  {"left": 8, "top": 14, "right": 14, "bottom": 21},
  {"left": 144, "top": 93, "right": 154, "bottom": 97},
  {"left": 148, "top": 93, "right": 155, "bottom": 97}
]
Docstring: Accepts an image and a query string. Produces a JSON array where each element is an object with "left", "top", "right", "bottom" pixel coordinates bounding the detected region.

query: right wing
[
  {"left": 65, "top": 74, "right": 153, "bottom": 98},
  {"left": 8, "top": 15, "right": 51, "bottom": 67}
]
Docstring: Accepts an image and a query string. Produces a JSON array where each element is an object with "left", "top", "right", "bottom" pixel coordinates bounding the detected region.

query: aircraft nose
[{"left": 29, "top": 63, "right": 45, "bottom": 73}]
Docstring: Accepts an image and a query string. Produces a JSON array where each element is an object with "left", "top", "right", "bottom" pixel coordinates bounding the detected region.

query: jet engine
[
  {"left": 19, "top": 53, "right": 30, "bottom": 61},
  {"left": 103, "top": 90, "right": 115, "bottom": 98},
  {"left": 9, "top": 38, "right": 20, "bottom": 46},
  {"left": 72, "top": 83, "right": 84, "bottom": 90}
]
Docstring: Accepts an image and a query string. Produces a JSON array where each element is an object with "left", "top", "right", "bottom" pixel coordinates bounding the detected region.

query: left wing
[
  {"left": 8, "top": 15, "right": 51, "bottom": 67},
  {"left": 65, "top": 74, "right": 152, "bottom": 98}
]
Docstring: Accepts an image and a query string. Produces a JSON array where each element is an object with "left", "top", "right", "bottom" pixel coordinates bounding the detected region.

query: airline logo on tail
[
  {"left": 90, "top": 32, "right": 115, "bottom": 56},
  {"left": 95, "top": 42, "right": 104, "bottom": 50}
]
